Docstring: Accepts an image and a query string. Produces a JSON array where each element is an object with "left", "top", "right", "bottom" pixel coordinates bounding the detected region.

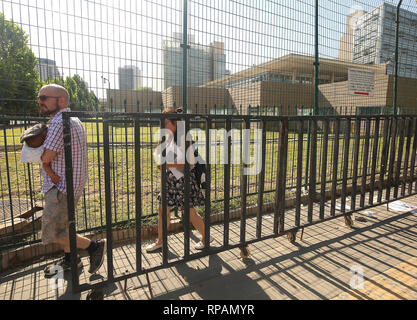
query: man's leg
[
  {"left": 55, "top": 234, "right": 106, "bottom": 274},
  {"left": 43, "top": 188, "right": 106, "bottom": 275}
]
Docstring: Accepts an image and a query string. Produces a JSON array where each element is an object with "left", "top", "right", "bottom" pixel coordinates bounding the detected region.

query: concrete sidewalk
[{"left": 1, "top": 195, "right": 417, "bottom": 300}]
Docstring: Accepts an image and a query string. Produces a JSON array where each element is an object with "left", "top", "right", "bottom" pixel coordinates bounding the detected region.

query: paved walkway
[{"left": 1, "top": 195, "right": 417, "bottom": 300}]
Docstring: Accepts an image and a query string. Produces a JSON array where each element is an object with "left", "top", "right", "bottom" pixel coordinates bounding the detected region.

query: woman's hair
[{"left": 162, "top": 107, "right": 184, "bottom": 145}]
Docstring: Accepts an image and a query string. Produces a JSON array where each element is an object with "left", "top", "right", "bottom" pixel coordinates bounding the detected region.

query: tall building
[
  {"left": 162, "top": 33, "right": 229, "bottom": 89},
  {"left": 352, "top": 2, "right": 417, "bottom": 79},
  {"left": 338, "top": 10, "right": 367, "bottom": 62},
  {"left": 118, "top": 66, "right": 142, "bottom": 90},
  {"left": 37, "top": 58, "right": 61, "bottom": 81}
]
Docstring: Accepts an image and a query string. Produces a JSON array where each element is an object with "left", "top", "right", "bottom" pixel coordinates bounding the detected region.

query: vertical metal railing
[
  {"left": 134, "top": 117, "right": 142, "bottom": 271},
  {"left": 0, "top": 111, "right": 407, "bottom": 294}
]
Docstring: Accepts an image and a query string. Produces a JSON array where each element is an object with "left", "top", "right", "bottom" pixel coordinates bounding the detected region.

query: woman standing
[{"left": 146, "top": 107, "right": 210, "bottom": 252}]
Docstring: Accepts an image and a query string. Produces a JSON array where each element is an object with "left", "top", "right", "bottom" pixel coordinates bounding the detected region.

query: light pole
[{"left": 101, "top": 76, "right": 111, "bottom": 112}]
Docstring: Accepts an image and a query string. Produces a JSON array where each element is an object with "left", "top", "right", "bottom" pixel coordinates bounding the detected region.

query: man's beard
[{"left": 40, "top": 103, "right": 60, "bottom": 116}]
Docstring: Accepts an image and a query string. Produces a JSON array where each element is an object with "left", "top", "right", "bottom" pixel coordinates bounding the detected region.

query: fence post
[
  {"left": 124, "top": 100, "right": 130, "bottom": 220},
  {"left": 305, "top": 108, "right": 312, "bottom": 190},
  {"left": 393, "top": 0, "right": 403, "bottom": 116},
  {"left": 182, "top": 0, "right": 189, "bottom": 114},
  {"left": 63, "top": 112, "right": 80, "bottom": 292},
  {"left": 314, "top": 0, "right": 319, "bottom": 116}
]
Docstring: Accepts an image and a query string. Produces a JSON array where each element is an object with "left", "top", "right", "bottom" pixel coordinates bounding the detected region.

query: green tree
[
  {"left": 0, "top": 12, "right": 40, "bottom": 114},
  {"left": 47, "top": 74, "right": 99, "bottom": 111}
]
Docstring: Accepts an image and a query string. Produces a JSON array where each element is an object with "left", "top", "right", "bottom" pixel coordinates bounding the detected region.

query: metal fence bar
[
  {"left": 401, "top": 117, "right": 412, "bottom": 197},
  {"left": 295, "top": 119, "right": 304, "bottom": 226},
  {"left": 319, "top": 119, "right": 329, "bottom": 220},
  {"left": 204, "top": 117, "right": 211, "bottom": 252},
  {"left": 386, "top": 117, "right": 398, "bottom": 203},
  {"left": 223, "top": 118, "right": 231, "bottom": 247},
  {"left": 341, "top": 118, "right": 351, "bottom": 214},
  {"left": 360, "top": 118, "right": 371, "bottom": 207},
  {"left": 63, "top": 113, "right": 80, "bottom": 291},
  {"left": 95, "top": 118, "right": 104, "bottom": 227},
  {"left": 2, "top": 126, "right": 15, "bottom": 238},
  {"left": 160, "top": 116, "right": 168, "bottom": 265},
  {"left": 183, "top": 118, "right": 191, "bottom": 258},
  {"left": 279, "top": 119, "right": 288, "bottom": 234},
  {"left": 274, "top": 120, "right": 283, "bottom": 235},
  {"left": 331, "top": 118, "right": 341, "bottom": 217},
  {"left": 378, "top": 118, "right": 390, "bottom": 202},
  {"left": 275, "top": 119, "right": 288, "bottom": 234},
  {"left": 134, "top": 118, "right": 142, "bottom": 271},
  {"left": 369, "top": 117, "right": 380, "bottom": 206},
  {"left": 240, "top": 118, "right": 249, "bottom": 245},
  {"left": 351, "top": 118, "right": 361, "bottom": 212},
  {"left": 102, "top": 116, "right": 114, "bottom": 281},
  {"left": 124, "top": 112, "right": 131, "bottom": 221},
  {"left": 256, "top": 119, "right": 267, "bottom": 239},
  {"left": 394, "top": 117, "right": 405, "bottom": 198},
  {"left": 409, "top": 119, "right": 417, "bottom": 195},
  {"left": 308, "top": 118, "right": 317, "bottom": 223}
]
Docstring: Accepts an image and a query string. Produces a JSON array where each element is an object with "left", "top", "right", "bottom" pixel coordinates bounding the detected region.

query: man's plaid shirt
[{"left": 41, "top": 108, "right": 88, "bottom": 198}]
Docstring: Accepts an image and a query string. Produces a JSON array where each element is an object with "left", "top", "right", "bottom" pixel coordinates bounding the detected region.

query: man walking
[{"left": 37, "top": 84, "right": 106, "bottom": 276}]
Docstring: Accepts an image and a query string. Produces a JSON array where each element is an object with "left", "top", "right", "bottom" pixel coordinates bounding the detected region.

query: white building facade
[
  {"left": 118, "top": 66, "right": 142, "bottom": 90},
  {"left": 353, "top": 2, "right": 417, "bottom": 79},
  {"left": 162, "top": 33, "right": 229, "bottom": 89},
  {"left": 37, "top": 58, "right": 61, "bottom": 81}
]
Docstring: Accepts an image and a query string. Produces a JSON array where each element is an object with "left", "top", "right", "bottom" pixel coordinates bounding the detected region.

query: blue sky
[{"left": 1, "top": 0, "right": 416, "bottom": 97}]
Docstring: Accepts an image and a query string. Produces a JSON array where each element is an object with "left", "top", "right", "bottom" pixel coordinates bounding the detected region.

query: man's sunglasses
[{"left": 37, "top": 95, "right": 60, "bottom": 101}]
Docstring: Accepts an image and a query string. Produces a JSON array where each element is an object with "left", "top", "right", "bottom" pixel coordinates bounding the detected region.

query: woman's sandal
[
  {"left": 195, "top": 237, "right": 214, "bottom": 250},
  {"left": 146, "top": 242, "right": 162, "bottom": 253}
]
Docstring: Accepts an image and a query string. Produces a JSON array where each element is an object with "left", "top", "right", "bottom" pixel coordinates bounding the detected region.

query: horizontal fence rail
[{"left": 55, "top": 111, "right": 417, "bottom": 293}]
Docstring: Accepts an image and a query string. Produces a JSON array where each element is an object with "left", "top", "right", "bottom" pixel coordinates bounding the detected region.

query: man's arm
[
  {"left": 43, "top": 162, "right": 60, "bottom": 184},
  {"left": 41, "top": 148, "right": 61, "bottom": 184},
  {"left": 41, "top": 148, "right": 57, "bottom": 163}
]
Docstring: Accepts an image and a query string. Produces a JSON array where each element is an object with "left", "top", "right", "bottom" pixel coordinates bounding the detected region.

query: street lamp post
[{"left": 101, "top": 76, "right": 111, "bottom": 112}]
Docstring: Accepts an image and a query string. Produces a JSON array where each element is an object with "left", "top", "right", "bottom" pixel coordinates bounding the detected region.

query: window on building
[
  {"left": 248, "top": 106, "right": 260, "bottom": 115},
  {"left": 296, "top": 76, "right": 312, "bottom": 85},
  {"left": 209, "top": 107, "right": 237, "bottom": 115},
  {"left": 297, "top": 108, "right": 313, "bottom": 116},
  {"left": 269, "top": 74, "right": 292, "bottom": 83},
  {"left": 318, "top": 79, "right": 330, "bottom": 84},
  {"left": 356, "top": 106, "right": 383, "bottom": 115},
  {"left": 317, "top": 107, "right": 336, "bottom": 115}
]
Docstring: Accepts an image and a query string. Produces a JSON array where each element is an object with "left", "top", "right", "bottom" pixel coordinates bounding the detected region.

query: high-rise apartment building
[
  {"left": 118, "top": 65, "right": 142, "bottom": 90},
  {"left": 338, "top": 10, "right": 367, "bottom": 62},
  {"left": 162, "top": 33, "right": 229, "bottom": 89},
  {"left": 352, "top": 2, "right": 417, "bottom": 79},
  {"left": 37, "top": 58, "right": 61, "bottom": 81}
]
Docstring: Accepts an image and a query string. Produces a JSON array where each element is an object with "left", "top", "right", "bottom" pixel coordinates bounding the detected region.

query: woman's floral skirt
[{"left": 157, "top": 169, "right": 205, "bottom": 210}]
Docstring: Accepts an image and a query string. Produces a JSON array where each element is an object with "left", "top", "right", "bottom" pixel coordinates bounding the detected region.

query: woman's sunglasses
[{"left": 165, "top": 107, "right": 184, "bottom": 122}]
